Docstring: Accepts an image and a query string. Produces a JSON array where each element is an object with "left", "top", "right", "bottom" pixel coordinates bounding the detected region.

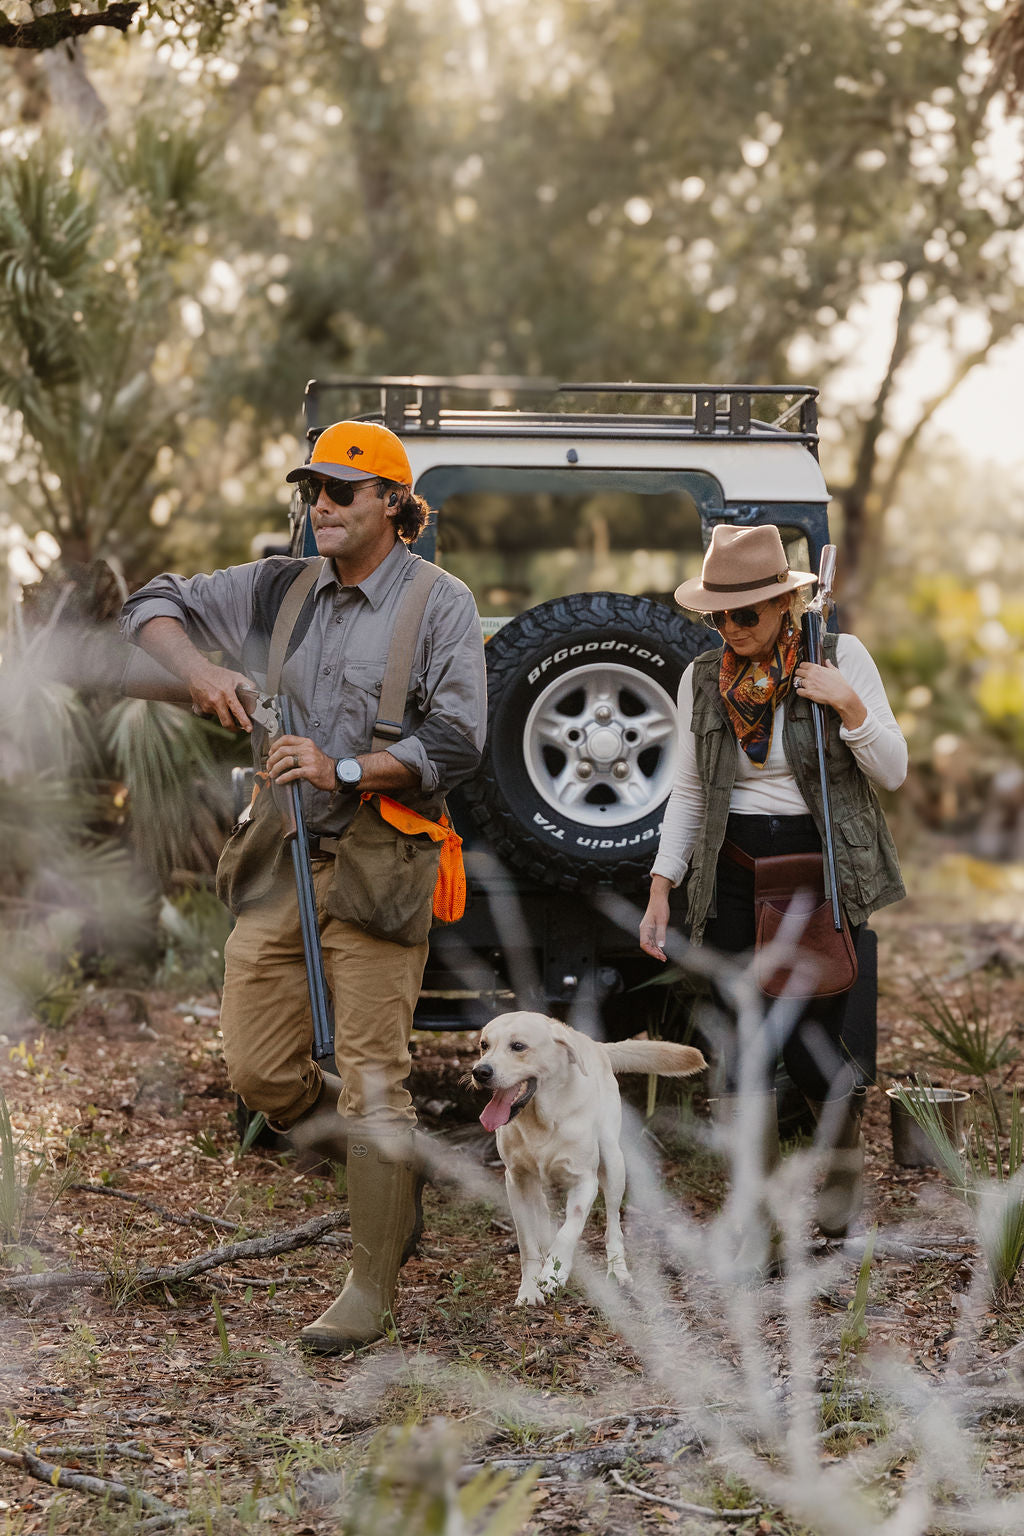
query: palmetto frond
[
  {"left": 0, "top": 145, "right": 100, "bottom": 397},
  {"left": 103, "top": 697, "right": 232, "bottom": 882}
]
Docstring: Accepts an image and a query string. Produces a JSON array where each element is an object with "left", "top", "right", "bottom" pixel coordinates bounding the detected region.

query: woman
[{"left": 639, "top": 524, "right": 907, "bottom": 1239}]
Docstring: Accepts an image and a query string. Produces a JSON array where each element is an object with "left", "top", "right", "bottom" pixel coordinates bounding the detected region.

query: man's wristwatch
[{"left": 335, "top": 757, "right": 363, "bottom": 793}]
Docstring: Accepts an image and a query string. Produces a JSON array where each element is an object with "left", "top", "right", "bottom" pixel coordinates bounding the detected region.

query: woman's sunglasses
[
  {"left": 701, "top": 604, "right": 768, "bottom": 631},
  {"left": 294, "top": 474, "right": 360, "bottom": 508}
]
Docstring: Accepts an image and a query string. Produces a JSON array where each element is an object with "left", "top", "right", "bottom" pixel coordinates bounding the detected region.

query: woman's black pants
[{"left": 701, "top": 812, "right": 863, "bottom": 1103}]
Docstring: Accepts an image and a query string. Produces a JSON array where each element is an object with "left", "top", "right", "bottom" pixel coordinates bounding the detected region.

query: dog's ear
[{"left": 556, "top": 1034, "right": 588, "bottom": 1076}]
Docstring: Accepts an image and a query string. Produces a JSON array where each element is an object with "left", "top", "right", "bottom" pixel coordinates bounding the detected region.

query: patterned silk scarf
[{"left": 718, "top": 614, "right": 801, "bottom": 766}]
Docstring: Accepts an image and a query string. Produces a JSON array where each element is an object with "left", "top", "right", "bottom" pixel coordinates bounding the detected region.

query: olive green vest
[{"left": 685, "top": 633, "right": 905, "bottom": 942}]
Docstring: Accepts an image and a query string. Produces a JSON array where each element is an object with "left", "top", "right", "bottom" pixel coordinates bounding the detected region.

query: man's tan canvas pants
[{"left": 219, "top": 859, "right": 427, "bottom": 1129}]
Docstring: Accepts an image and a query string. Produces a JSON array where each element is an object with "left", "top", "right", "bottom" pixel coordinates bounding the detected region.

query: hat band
[{"left": 703, "top": 568, "right": 790, "bottom": 594}]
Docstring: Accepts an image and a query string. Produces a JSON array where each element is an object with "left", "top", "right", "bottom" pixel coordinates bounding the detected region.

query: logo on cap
[{"left": 347, "top": 445, "right": 364, "bottom": 461}]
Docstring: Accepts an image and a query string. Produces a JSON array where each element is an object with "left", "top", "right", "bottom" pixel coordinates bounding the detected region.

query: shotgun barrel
[
  {"left": 272, "top": 695, "right": 336, "bottom": 1063},
  {"left": 801, "top": 545, "right": 843, "bottom": 931}
]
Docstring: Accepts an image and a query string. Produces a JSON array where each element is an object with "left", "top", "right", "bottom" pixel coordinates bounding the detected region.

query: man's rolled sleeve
[{"left": 120, "top": 565, "right": 260, "bottom": 658}]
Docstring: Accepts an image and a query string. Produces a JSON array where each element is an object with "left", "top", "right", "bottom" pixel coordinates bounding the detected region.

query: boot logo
[{"left": 351, "top": 1142, "right": 369, "bottom": 1157}]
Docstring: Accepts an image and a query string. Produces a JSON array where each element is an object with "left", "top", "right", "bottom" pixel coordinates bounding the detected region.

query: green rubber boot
[{"left": 300, "top": 1127, "right": 418, "bottom": 1354}]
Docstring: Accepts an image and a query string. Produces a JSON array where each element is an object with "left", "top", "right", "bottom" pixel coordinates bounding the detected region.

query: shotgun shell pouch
[
  {"left": 215, "top": 772, "right": 287, "bottom": 915},
  {"left": 325, "top": 793, "right": 465, "bottom": 946},
  {"left": 372, "top": 794, "right": 466, "bottom": 924}
]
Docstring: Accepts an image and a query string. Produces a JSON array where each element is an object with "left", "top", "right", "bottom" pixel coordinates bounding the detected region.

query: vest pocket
[{"left": 837, "top": 809, "right": 877, "bottom": 905}]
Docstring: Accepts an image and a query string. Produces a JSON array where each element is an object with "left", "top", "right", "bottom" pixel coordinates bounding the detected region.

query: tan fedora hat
[{"left": 674, "top": 524, "right": 816, "bottom": 612}]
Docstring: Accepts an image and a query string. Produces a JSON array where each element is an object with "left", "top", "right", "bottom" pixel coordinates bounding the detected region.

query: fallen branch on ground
[
  {"left": 0, "top": 1211, "right": 348, "bottom": 1293},
  {"left": 0, "top": 1446, "right": 181, "bottom": 1519},
  {"left": 608, "top": 1468, "right": 763, "bottom": 1519},
  {"left": 36, "top": 1442, "right": 154, "bottom": 1462},
  {"left": 461, "top": 1421, "right": 698, "bottom": 1481},
  {"left": 70, "top": 1183, "right": 240, "bottom": 1233}
]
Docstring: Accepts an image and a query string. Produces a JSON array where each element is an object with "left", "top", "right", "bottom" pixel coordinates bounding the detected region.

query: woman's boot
[
  {"left": 299, "top": 1125, "right": 418, "bottom": 1354},
  {"left": 806, "top": 1086, "right": 866, "bottom": 1239}
]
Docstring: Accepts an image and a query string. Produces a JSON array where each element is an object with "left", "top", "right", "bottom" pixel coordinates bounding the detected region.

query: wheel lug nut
[
  {"left": 594, "top": 705, "right": 612, "bottom": 724},
  {"left": 576, "top": 762, "right": 594, "bottom": 780},
  {"left": 612, "top": 760, "right": 630, "bottom": 780}
]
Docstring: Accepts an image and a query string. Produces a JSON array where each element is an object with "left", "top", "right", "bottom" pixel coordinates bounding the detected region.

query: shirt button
[
  {"left": 311, "top": 719, "right": 321, "bottom": 728},
  {"left": 335, "top": 616, "right": 344, "bottom": 625},
  {"left": 323, "top": 666, "right": 332, "bottom": 676}
]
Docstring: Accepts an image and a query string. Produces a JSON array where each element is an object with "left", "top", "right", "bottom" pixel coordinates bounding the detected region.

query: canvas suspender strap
[
  {"left": 265, "top": 559, "right": 325, "bottom": 696},
  {"left": 262, "top": 553, "right": 443, "bottom": 753},
  {"left": 371, "top": 559, "right": 444, "bottom": 752}
]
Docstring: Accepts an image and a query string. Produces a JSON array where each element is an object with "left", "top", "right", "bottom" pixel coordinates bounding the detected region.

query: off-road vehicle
[{"left": 286, "top": 378, "right": 847, "bottom": 1040}]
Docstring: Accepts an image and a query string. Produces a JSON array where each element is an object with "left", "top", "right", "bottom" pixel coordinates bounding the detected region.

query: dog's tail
[{"left": 603, "top": 1040, "right": 707, "bottom": 1077}]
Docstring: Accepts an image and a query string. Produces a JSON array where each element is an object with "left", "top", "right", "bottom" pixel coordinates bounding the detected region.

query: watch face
[{"left": 336, "top": 758, "right": 362, "bottom": 788}]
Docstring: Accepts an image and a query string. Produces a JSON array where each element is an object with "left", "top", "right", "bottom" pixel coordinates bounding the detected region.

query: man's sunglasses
[
  {"left": 701, "top": 604, "right": 769, "bottom": 631},
  {"left": 294, "top": 474, "right": 364, "bottom": 507}
]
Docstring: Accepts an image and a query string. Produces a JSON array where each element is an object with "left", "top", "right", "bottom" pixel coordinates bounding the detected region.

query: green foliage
[
  {"left": 211, "top": 1294, "right": 231, "bottom": 1358},
  {"left": 841, "top": 1230, "right": 876, "bottom": 1355},
  {"left": 3, "top": 0, "right": 1021, "bottom": 591},
  {"left": 891, "top": 1076, "right": 1024, "bottom": 1294},
  {"left": 105, "top": 699, "right": 233, "bottom": 884},
  {"left": 0, "top": 1086, "right": 47, "bottom": 1248},
  {"left": 0, "top": 942, "right": 85, "bottom": 1029},
  {"left": 0, "top": 125, "right": 213, "bottom": 575},
  {"left": 339, "top": 1421, "right": 539, "bottom": 1536},
  {"left": 909, "top": 977, "right": 1019, "bottom": 1079},
  {"left": 156, "top": 885, "right": 232, "bottom": 991},
  {"left": 234, "top": 1109, "right": 268, "bottom": 1162}
]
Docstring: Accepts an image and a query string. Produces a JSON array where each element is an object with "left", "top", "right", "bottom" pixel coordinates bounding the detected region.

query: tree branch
[
  {"left": 0, "top": 4, "right": 140, "bottom": 52},
  {"left": 0, "top": 1446, "right": 180, "bottom": 1519},
  {"left": 609, "top": 1468, "right": 763, "bottom": 1520},
  {"left": 877, "top": 312, "right": 1021, "bottom": 513},
  {"left": 0, "top": 1210, "right": 348, "bottom": 1292}
]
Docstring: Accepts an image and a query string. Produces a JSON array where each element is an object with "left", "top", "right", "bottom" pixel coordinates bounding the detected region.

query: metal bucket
[{"left": 886, "top": 1086, "right": 971, "bottom": 1168}]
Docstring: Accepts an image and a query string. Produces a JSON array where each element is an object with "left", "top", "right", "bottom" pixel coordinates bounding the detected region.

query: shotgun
[
  {"left": 236, "top": 687, "right": 335, "bottom": 1063},
  {"left": 106, "top": 640, "right": 336, "bottom": 1061},
  {"left": 800, "top": 545, "right": 844, "bottom": 932}
]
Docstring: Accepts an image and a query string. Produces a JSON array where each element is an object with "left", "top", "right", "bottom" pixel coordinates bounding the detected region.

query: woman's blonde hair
[{"left": 785, "top": 589, "right": 809, "bottom": 625}]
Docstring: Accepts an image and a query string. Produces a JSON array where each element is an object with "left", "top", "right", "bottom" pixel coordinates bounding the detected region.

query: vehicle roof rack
[{"left": 303, "top": 375, "right": 819, "bottom": 454}]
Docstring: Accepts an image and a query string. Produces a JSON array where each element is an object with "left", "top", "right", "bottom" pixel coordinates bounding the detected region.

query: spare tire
[{"left": 464, "top": 592, "right": 712, "bottom": 890}]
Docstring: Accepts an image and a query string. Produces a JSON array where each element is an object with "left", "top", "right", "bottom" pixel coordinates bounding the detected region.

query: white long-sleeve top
[{"left": 650, "top": 634, "right": 908, "bottom": 887}]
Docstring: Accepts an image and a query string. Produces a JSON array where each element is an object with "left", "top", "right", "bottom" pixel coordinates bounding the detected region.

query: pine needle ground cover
[{"left": 1, "top": 907, "right": 1024, "bottom": 1535}]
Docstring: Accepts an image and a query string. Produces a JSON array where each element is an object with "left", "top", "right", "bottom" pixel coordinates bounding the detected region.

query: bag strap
[
  {"left": 371, "top": 559, "right": 444, "bottom": 752},
  {"left": 265, "top": 559, "right": 325, "bottom": 696}
]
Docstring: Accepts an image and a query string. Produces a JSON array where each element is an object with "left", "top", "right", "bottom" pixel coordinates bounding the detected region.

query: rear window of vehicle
[{"left": 420, "top": 467, "right": 717, "bottom": 617}]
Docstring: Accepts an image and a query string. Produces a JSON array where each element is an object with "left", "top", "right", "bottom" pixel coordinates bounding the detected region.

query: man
[{"left": 121, "top": 420, "right": 486, "bottom": 1351}]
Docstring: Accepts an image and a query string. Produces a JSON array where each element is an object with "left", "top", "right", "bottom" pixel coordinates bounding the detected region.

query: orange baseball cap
[{"left": 285, "top": 420, "right": 413, "bottom": 486}]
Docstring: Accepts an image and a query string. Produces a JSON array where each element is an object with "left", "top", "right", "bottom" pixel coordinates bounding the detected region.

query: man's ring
[{"left": 292, "top": 755, "right": 299, "bottom": 769}]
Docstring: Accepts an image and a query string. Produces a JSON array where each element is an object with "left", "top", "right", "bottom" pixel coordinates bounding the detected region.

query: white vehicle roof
[
  {"left": 403, "top": 432, "right": 829, "bottom": 506},
  {"left": 303, "top": 377, "right": 830, "bottom": 507}
]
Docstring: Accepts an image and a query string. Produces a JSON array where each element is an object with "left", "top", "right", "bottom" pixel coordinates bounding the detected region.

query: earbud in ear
[{"left": 388, "top": 493, "right": 398, "bottom": 507}]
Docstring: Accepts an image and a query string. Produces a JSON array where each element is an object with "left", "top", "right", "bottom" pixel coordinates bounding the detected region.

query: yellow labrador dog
[{"left": 472, "top": 1011, "right": 706, "bottom": 1305}]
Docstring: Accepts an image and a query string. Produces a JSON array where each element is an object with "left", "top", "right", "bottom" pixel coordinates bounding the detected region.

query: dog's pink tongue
[{"left": 480, "top": 1087, "right": 519, "bottom": 1132}]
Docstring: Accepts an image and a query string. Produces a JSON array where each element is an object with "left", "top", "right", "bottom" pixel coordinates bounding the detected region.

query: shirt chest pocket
[{"left": 340, "top": 661, "right": 386, "bottom": 751}]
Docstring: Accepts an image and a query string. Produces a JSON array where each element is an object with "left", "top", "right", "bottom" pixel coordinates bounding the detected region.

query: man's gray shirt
[{"left": 120, "top": 541, "right": 487, "bottom": 834}]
